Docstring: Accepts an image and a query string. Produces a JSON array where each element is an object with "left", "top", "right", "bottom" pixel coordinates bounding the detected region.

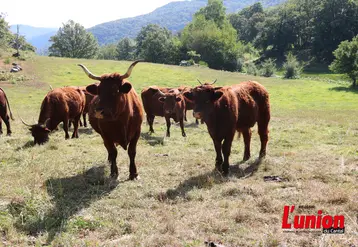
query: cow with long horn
[
  {"left": 0, "top": 88, "right": 14, "bottom": 136},
  {"left": 78, "top": 61, "right": 143, "bottom": 180},
  {"left": 21, "top": 87, "right": 86, "bottom": 144}
]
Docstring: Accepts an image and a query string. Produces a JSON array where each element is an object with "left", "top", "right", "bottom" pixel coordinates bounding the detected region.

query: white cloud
[{"left": 2, "top": 0, "right": 181, "bottom": 28}]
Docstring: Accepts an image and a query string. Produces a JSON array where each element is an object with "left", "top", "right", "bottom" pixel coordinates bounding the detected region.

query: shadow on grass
[
  {"left": 15, "top": 140, "right": 34, "bottom": 151},
  {"left": 163, "top": 157, "right": 263, "bottom": 201},
  {"left": 78, "top": 128, "right": 94, "bottom": 135},
  {"left": 329, "top": 86, "right": 358, "bottom": 94},
  {"left": 140, "top": 132, "right": 164, "bottom": 146},
  {"left": 9, "top": 165, "right": 118, "bottom": 245}
]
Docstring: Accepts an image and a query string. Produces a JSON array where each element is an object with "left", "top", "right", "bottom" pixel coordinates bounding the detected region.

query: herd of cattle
[{"left": 0, "top": 60, "right": 271, "bottom": 179}]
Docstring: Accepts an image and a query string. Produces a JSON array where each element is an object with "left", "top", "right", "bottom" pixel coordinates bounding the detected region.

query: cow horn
[
  {"left": 120, "top": 60, "right": 143, "bottom": 80},
  {"left": 19, "top": 116, "right": 32, "bottom": 127},
  {"left": 209, "top": 79, "right": 217, "bottom": 85},
  {"left": 197, "top": 79, "right": 203, "bottom": 85},
  {"left": 43, "top": 118, "right": 51, "bottom": 127},
  {"left": 78, "top": 64, "right": 101, "bottom": 81},
  {"left": 157, "top": 89, "right": 166, "bottom": 97}
]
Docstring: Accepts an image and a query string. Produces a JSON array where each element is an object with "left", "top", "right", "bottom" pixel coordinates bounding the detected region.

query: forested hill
[{"left": 89, "top": 0, "right": 286, "bottom": 45}]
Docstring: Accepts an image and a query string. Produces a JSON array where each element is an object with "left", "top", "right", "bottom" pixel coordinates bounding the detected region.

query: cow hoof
[
  {"left": 166, "top": 133, "right": 170, "bottom": 137},
  {"left": 7, "top": 133, "right": 11, "bottom": 136},
  {"left": 110, "top": 173, "right": 118, "bottom": 180},
  {"left": 243, "top": 155, "right": 250, "bottom": 161},
  {"left": 222, "top": 170, "right": 230, "bottom": 177},
  {"left": 129, "top": 174, "right": 140, "bottom": 180},
  {"left": 182, "top": 132, "right": 186, "bottom": 137},
  {"left": 259, "top": 152, "right": 266, "bottom": 159}
]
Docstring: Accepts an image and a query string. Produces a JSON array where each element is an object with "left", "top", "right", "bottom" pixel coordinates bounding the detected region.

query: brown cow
[
  {"left": 21, "top": 87, "right": 86, "bottom": 144},
  {"left": 68, "top": 86, "right": 95, "bottom": 128},
  {"left": 78, "top": 61, "right": 143, "bottom": 180},
  {"left": 183, "top": 80, "right": 270, "bottom": 175},
  {"left": 0, "top": 88, "right": 14, "bottom": 136},
  {"left": 156, "top": 88, "right": 187, "bottom": 137}
]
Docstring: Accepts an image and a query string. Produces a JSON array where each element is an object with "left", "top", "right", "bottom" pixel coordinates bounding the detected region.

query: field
[{"left": 0, "top": 56, "right": 357, "bottom": 247}]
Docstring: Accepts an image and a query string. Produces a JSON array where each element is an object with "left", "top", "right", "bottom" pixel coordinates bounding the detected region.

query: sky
[{"left": 2, "top": 0, "right": 181, "bottom": 28}]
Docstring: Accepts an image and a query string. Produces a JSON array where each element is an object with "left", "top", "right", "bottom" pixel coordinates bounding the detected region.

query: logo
[{"left": 282, "top": 205, "right": 345, "bottom": 234}]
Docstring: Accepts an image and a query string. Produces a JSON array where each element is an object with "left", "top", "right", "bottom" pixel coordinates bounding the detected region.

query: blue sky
[{"left": 2, "top": 0, "right": 181, "bottom": 28}]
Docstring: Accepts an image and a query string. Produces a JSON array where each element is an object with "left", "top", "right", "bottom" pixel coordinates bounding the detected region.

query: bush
[
  {"left": 236, "top": 57, "right": 245, "bottom": 72},
  {"left": 260, "top": 58, "right": 276, "bottom": 77},
  {"left": 245, "top": 62, "right": 259, "bottom": 76},
  {"left": 283, "top": 53, "right": 303, "bottom": 79},
  {"left": 198, "top": 60, "right": 208, "bottom": 67}
]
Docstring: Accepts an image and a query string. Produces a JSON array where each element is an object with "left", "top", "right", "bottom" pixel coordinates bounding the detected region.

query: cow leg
[
  {"left": 222, "top": 136, "right": 234, "bottom": 176},
  {"left": 104, "top": 141, "right": 118, "bottom": 178},
  {"left": 258, "top": 119, "right": 269, "bottom": 158},
  {"left": 179, "top": 117, "right": 186, "bottom": 137},
  {"left": 71, "top": 116, "right": 80, "bottom": 138},
  {"left": 184, "top": 109, "right": 188, "bottom": 122},
  {"left": 165, "top": 116, "right": 171, "bottom": 137},
  {"left": 79, "top": 119, "right": 83, "bottom": 127},
  {"left": 63, "top": 119, "right": 70, "bottom": 139},
  {"left": 242, "top": 128, "right": 252, "bottom": 161},
  {"left": 128, "top": 131, "right": 140, "bottom": 180},
  {"left": 195, "top": 119, "right": 199, "bottom": 125},
  {"left": 0, "top": 117, "right": 3, "bottom": 135},
  {"left": 83, "top": 113, "right": 87, "bottom": 127},
  {"left": 213, "top": 139, "right": 223, "bottom": 172},
  {"left": 68, "top": 120, "right": 72, "bottom": 129},
  {"left": 3, "top": 115, "right": 11, "bottom": 136},
  {"left": 147, "top": 114, "right": 155, "bottom": 134}
]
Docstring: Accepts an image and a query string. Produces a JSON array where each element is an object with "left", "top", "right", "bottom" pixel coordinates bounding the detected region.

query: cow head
[
  {"left": 183, "top": 83, "right": 223, "bottom": 120},
  {"left": 156, "top": 89, "right": 184, "bottom": 115},
  {"left": 78, "top": 61, "right": 141, "bottom": 120},
  {"left": 21, "top": 117, "right": 51, "bottom": 144}
]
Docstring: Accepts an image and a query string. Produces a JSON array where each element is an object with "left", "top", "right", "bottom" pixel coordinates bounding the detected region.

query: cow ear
[
  {"left": 86, "top": 84, "right": 99, "bottom": 95},
  {"left": 212, "top": 91, "right": 223, "bottom": 101},
  {"left": 120, "top": 82, "right": 132, "bottom": 94},
  {"left": 175, "top": 97, "right": 182, "bottom": 102},
  {"left": 158, "top": 97, "right": 166, "bottom": 102},
  {"left": 183, "top": 91, "right": 193, "bottom": 101}
]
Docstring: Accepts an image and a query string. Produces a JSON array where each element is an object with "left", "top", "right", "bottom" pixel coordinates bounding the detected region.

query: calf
[
  {"left": 183, "top": 81, "right": 270, "bottom": 175},
  {"left": 21, "top": 87, "right": 85, "bottom": 144},
  {"left": 78, "top": 61, "right": 143, "bottom": 179},
  {"left": 0, "top": 88, "right": 14, "bottom": 136},
  {"left": 157, "top": 88, "right": 186, "bottom": 137},
  {"left": 141, "top": 86, "right": 187, "bottom": 137}
]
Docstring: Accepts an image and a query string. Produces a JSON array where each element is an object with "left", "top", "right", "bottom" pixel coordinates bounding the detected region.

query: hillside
[{"left": 89, "top": 0, "right": 286, "bottom": 45}]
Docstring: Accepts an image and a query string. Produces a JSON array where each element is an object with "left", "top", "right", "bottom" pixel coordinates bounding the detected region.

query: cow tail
[{"left": 0, "top": 88, "right": 14, "bottom": 120}]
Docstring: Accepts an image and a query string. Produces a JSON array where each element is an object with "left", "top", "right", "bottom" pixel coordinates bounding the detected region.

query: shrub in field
[
  {"left": 245, "top": 61, "right": 259, "bottom": 76},
  {"left": 330, "top": 35, "right": 358, "bottom": 87},
  {"left": 260, "top": 58, "right": 276, "bottom": 77},
  {"left": 283, "top": 52, "right": 303, "bottom": 79}
]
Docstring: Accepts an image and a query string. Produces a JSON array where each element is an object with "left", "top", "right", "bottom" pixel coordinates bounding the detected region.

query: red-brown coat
[
  {"left": 0, "top": 88, "right": 14, "bottom": 136},
  {"left": 22, "top": 87, "right": 85, "bottom": 144},
  {"left": 141, "top": 86, "right": 187, "bottom": 137},
  {"left": 79, "top": 61, "right": 143, "bottom": 180},
  {"left": 183, "top": 81, "right": 270, "bottom": 175}
]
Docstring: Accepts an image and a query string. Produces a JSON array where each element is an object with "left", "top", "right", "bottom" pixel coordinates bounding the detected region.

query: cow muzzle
[
  {"left": 94, "top": 108, "right": 105, "bottom": 119},
  {"left": 193, "top": 111, "right": 202, "bottom": 119}
]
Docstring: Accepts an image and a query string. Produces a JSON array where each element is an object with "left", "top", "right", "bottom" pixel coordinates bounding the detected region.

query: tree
[
  {"left": 97, "top": 44, "right": 117, "bottom": 60},
  {"left": 330, "top": 36, "right": 358, "bottom": 87},
  {"left": 136, "top": 24, "right": 180, "bottom": 64},
  {"left": 49, "top": 20, "right": 99, "bottom": 58},
  {"left": 181, "top": 1, "right": 240, "bottom": 71},
  {"left": 116, "top": 38, "right": 136, "bottom": 60},
  {"left": 0, "top": 13, "right": 12, "bottom": 49}
]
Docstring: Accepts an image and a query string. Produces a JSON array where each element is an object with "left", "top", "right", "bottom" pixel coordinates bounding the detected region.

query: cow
[
  {"left": 0, "top": 88, "right": 14, "bottom": 136},
  {"left": 20, "top": 87, "right": 86, "bottom": 144},
  {"left": 141, "top": 86, "right": 187, "bottom": 137},
  {"left": 78, "top": 61, "right": 143, "bottom": 180},
  {"left": 183, "top": 80, "right": 270, "bottom": 175},
  {"left": 68, "top": 86, "right": 96, "bottom": 128}
]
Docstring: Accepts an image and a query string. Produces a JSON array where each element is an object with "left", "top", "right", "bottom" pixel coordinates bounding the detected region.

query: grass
[{"left": 0, "top": 56, "right": 357, "bottom": 246}]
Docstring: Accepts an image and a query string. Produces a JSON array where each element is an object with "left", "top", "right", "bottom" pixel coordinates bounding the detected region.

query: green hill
[{"left": 89, "top": 0, "right": 286, "bottom": 45}]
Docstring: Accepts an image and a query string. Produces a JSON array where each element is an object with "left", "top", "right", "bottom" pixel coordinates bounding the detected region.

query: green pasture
[{"left": 0, "top": 56, "right": 357, "bottom": 247}]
